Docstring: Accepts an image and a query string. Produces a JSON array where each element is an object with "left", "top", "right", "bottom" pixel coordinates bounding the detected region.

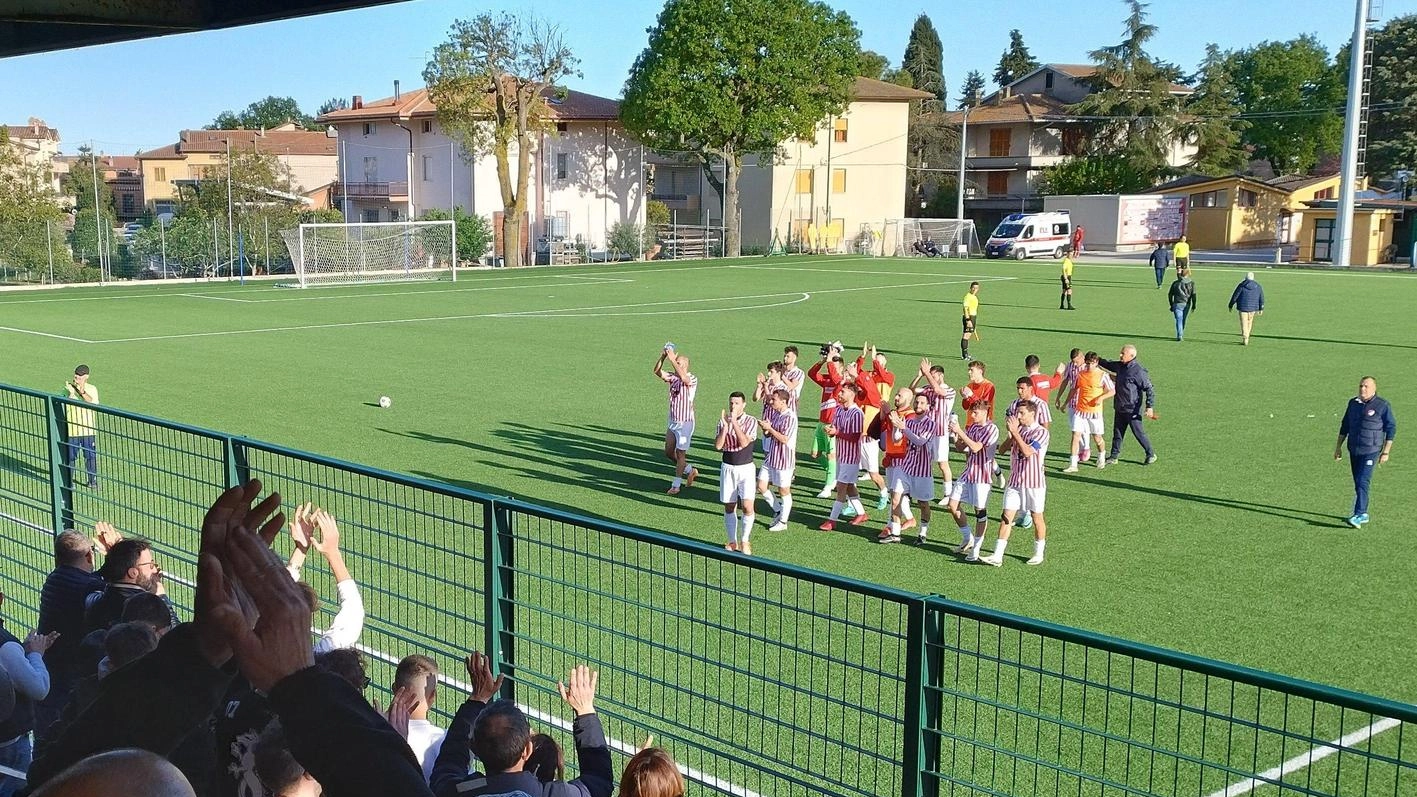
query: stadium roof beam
[{"left": 0, "top": 0, "right": 410, "bottom": 59}]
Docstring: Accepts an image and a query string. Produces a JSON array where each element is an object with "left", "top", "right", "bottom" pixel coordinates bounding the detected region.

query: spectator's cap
[{"left": 74, "top": 364, "right": 90, "bottom": 376}]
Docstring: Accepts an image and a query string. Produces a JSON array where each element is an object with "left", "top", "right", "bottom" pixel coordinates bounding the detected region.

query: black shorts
[
  {"left": 962, "top": 316, "right": 976, "bottom": 334},
  {"left": 1060, "top": 275, "right": 1072, "bottom": 290}
]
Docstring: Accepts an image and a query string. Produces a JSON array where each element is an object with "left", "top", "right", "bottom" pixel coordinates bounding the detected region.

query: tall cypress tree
[
  {"left": 993, "top": 29, "right": 1040, "bottom": 88},
  {"left": 902, "top": 14, "right": 945, "bottom": 109},
  {"left": 957, "top": 70, "right": 986, "bottom": 109},
  {"left": 1185, "top": 44, "right": 1249, "bottom": 175}
]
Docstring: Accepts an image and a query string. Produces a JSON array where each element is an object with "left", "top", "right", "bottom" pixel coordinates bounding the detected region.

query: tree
[
  {"left": 1184, "top": 44, "right": 1250, "bottom": 175},
  {"left": 1229, "top": 36, "right": 1343, "bottom": 175},
  {"left": 993, "top": 29, "right": 1040, "bottom": 88},
  {"left": 316, "top": 97, "right": 350, "bottom": 117},
  {"left": 621, "top": 0, "right": 860, "bottom": 257},
  {"left": 1073, "top": 1, "right": 1183, "bottom": 181},
  {"left": 63, "top": 145, "right": 115, "bottom": 213},
  {"left": 70, "top": 207, "right": 118, "bottom": 270},
  {"left": 957, "top": 70, "right": 986, "bottom": 109},
  {"left": 857, "top": 50, "right": 890, "bottom": 80},
  {"left": 1040, "top": 155, "right": 1156, "bottom": 195},
  {"left": 902, "top": 15, "right": 945, "bottom": 107},
  {"left": 1339, "top": 14, "right": 1417, "bottom": 180},
  {"left": 425, "top": 13, "right": 579, "bottom": 268},
  {"left": 207, "top": 96, "right": 312, "bottom": 131},
  {"left": 0, "top": 129, "right": 67, "bottom": 276},
  {"left": 420, "top": 207, "right": 495, "bottom": 264}
]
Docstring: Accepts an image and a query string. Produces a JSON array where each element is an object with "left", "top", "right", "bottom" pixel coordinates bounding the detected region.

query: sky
[{"left": 2, "top": 0, "right": 1413, "bottom": 155}]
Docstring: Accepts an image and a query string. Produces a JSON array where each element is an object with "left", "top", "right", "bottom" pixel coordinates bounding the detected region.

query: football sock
[
  {"left": 919, "top": 523, "right": 929, "bottom": 538},
  {"left": 682, "top": 464, "right": 694, "bottom": 476},
  {"left": 889, "top": 519, "right": 900, "bottom": 534},
  {"left": 959, "top": 526, "right": 972, "bottom": 543},
  {"left": 741, "top": 515, "right": 754, "bottom": 542},
  {"left": 672, "top": 476, "right": 684, "bottom": 488},
  {"left": 1069, "top": 455, "right": 1079, "bottom": 467},
  {"left": 849, "top": 498, "right": 866, "bottom": 516},
  {"left": 1033, "top": 538, "right": 1046, "bottom": 558},
  {"left": 779, "top": 496, "right": 792, "bottom": 523},
  {"left": 900, "top": 502, "right": 914, "bottom": 520},
  {"left": 961, "top": 340, "right": 969, "bottom": 358},
  {"left": 993, "top": 538, "right": 1010, "bottom": 556},
  {"left": 761, "top": 489, "right": 778, "bottom": 511},
  {"left": 723, "top": 512, "right": 738, "bottom": 544},
  {"left": 829, "top": 501, "right": 844, "bottom": 521}
]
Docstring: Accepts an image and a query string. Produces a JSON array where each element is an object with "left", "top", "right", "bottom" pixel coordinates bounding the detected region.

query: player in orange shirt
[{"left": 1064, "top": 351, "right": 1115, "bottom": 472}]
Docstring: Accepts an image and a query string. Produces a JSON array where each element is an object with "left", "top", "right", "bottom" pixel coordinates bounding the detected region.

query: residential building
[
  {"left": 318, "top": 85, "right": 640, "bottom": 263},
  {"left": 3, "top": 118, "right": 61, "bottom": 192},
  {"left": 137, "top": 123, "right": 338, "bottom": 217},
  {"left": 52, "top": 154, "right": 147, "bottom": 222},
  {"left": 942, "top": 64, "right": 1194, "bottom": 233},
  {"left": 648, "top": 77, "right": 931, "bottom": 252}
]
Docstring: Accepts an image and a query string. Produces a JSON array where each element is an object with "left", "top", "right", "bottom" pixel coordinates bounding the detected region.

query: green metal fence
[{"left": 0, "top": 381, "right": 1413, "bottom": 797}]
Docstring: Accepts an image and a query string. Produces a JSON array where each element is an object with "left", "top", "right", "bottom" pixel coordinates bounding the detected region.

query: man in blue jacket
[
  {"left": 1227, "top": 272, "right": 1265, "bottom": 346},
  {"left": 1335, "top": 376, "right": 1396, "bottom": 528}
]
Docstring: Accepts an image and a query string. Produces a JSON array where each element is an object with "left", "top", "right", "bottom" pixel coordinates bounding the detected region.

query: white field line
[
  {"left": 0, "top": 325, "right": 95, "bottom": 343},
  {"left": 180, "top": 293, "right": 255, "bottom": 303},
  {"left": 189, "top": 277, "right": 635, "bottom": 305},
  {"left": 1205, "top": 717, "right": 1402, "bottom": 797},
  {"left": 498, "top": 294, "right": 811, "bottom": 317},
  {"left": 85, "top": 277, "right": 998, "bottom": 343},
  {"left": 351, "top": 643, "right": 764, "bottom": 797}
]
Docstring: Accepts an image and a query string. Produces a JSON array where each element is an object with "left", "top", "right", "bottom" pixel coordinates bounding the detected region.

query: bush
[
  {"left": 607, "top": 221, "right": 658, "bottom": 259},
  {"left": 646, "top": 199, "right": 671, "bottom": 227},
  {"left": 420, "top": 207, "right": 493, "bottom": 265}
]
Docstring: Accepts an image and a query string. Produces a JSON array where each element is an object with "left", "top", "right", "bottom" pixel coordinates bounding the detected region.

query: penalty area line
[
  {"left": 0, "top": 325, "right": 95, "bottom": 343},
  {"left": 1204, "top": 717, "right": 1402, "bottom": 797}
]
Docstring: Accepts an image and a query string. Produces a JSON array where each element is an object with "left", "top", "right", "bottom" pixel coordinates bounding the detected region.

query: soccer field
[{"left": 1, "top": 253, "right": 1414, "bottom": 712}]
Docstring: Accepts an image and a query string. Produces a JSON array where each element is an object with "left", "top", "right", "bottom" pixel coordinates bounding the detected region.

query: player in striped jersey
[
  {"left": 1005, "top": 376, "right": 1052, "bottom": 529},
  {"left": 883, "top": 392, "right": 939, "bottom": 545},
  {"left": 654, "top": 344, "right": 699, "bottom": 494},
  {"left": 715, "top": 392, "right": 760, "bottom": 555},
  {"left": 1052, "top": 349, "right": 1090, "bottom": 463},
  {"left": 849, "top": 351, "right": 892, "bottom": 511},
  {"left": 911, "top": 359, "right": 958, "bottom": 506},
  {"left": 818, "top": 383, "right": 868, "bottom": 531},
  {"left": 754, "top": 361, "right": 787, "bottom": 513},
  {"left": 946, "top": 403, "right": 999, "bottom": 560},
  {"left": 756, "top": 389, "right": 799, "bottom": 532},
  {"left": 980, "top": 401, "right": 1050, "bottom": 567},
  {"left": 877, "top": 388, "right": 919, "bottom": 543},
  {"left": 1063, "top": 352, "right": 1114, "bottom": 472},
  {"left": 807, "top": 343, "right": 845, "bottom": 498},
  {"left": 781, "top": 346, "right": 805, "bottom": 409}
]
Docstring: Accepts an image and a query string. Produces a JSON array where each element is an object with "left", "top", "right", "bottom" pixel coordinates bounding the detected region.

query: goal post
[
  {"left": 279, "top": 220, "right": 457, "bottom": 288},
  {"left": 882, "top": 218, "right": 983, "bottom": 258}
]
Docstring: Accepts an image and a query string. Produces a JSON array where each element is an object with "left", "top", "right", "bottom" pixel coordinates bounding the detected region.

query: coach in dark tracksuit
[
  {"left": 1335, "top": 376, "right": 1396, "bottom": 528},
  {"left": 1099, "top": 345, "right": 1157, "bottom": 465}
]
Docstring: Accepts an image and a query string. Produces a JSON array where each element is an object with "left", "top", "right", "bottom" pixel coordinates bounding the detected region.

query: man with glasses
[{"left": 82, "top": 539, "right": 175, "bottom": 636}]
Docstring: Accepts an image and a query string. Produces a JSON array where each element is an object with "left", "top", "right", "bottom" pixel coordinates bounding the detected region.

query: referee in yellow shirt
[
  {"left": 1060, "top": 255, "right": 1075, "bottom": 310},
  {"left": 961, "top": 281, "right": 980, "bottom": 360},
  {"left": 1173, "top": 236, "right": 1190, "bottom": 274}
]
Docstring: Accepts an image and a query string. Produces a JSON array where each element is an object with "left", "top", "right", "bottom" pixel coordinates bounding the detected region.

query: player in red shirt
[{"left": 1024, "top": 354, "right": 1055, "bottom": 403}]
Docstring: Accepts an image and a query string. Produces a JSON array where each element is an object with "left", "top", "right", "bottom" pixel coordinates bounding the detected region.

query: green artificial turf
[{"left": 1, "top": 254, "right": 1414, "bottom": 795}]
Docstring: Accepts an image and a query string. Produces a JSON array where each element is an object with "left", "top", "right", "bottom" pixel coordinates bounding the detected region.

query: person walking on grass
[
  {"left": 1098, "top": 345, "right": 1157, "bottom": 466},
  {"left": 1173, "top": 235, "right": 1191, "bottom": 273},
  {"left": 1149, "top": 242, "right": 1172, "bottom": 289},
  {"left": 1335, "top": 376, "right": 1395, "bottom": 529},
  {"left": 1167, "top": 266, "right": 1197, "bottom": 341},
  {"left": 1228, "top": 271, "right": 1265, "bottom": 346}
]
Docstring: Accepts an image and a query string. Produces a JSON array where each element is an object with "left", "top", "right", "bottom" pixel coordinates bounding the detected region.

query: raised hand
[
  {"left": 93, "top": 521, "right": 123, "bottom": 554},
  {"left": 289, "top": 502, "right": 315, "bottom": 553},
  {"left": 465, "top": 650, "right": 505, "bottom": 703},
  {"left": 385, "top": 686, "right": 418, "bottom": 738},
  {"left": 558, "top": 665, "right": 598, "bottom": 717},
  {"left": 195, "top": 481, "right": 283, "bottom": 667},
  {"left": 311, "top": 509, "right": 340, "bottom": 556}
]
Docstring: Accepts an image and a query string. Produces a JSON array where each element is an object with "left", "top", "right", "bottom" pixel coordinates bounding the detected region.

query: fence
[{"left": 0, "top": 381, "right": 1413, "bottom": 797}]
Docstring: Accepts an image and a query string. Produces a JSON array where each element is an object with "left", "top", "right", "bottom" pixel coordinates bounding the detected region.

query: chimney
[
  {"left": 352, "top": 95, "right": 363, "bottom": 110},
  {"left": 394, "top": 80, "right": 401, "bottom": 101}
]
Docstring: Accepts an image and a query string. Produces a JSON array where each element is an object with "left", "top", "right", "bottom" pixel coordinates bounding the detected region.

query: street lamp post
[{"left": 394, "top": 123, "right": 415, "bottom": 220}]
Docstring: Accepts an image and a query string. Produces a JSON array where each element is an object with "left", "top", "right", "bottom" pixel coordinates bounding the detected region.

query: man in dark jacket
[
  {"left": 1098, "top": 345, "right": 1157, "bottom": 465},
  {"left": 83, "top": 538, "right": 177, "bottom": 636},
  {"left": 35, "top": 528, "right": 112, "bottom": 741},
  {"left": 431, "top": 654, "right": 612, "bottom": 797},
  {"left": 1167, "top": 267, "right": 1197, "bottom": 341},
  {"left": 1149, "top": 243, "right": 1172, "bottom": 288},
  {"left": 1335, "top": 376, "right": 1396, "bottom": 528},
  {"left": 1227, "top": 271, "right": 1265, "bottom": 346}
]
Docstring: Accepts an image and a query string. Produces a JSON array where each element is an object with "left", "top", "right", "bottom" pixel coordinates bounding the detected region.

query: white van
[{"left": 984, "top": 212, "right": 1073, "bottom": 260}]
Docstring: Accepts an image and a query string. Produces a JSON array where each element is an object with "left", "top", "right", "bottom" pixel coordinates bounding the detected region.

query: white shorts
[
  {"left": 906, "top": 474, "right": 935, "bottom": 503},
  {"left": 762, "top": 465, "right": 794, "bottom": 489},
  {"left": 949, "top": 479, "right": 990, "bottom": 509},
  {"left": 1070, "top": 412, "right": 1103, "bottom": 436},
  {"left": 668, "top": 420, "right": 694, "bottom": 451},
  {"left": 720, "top": 462, "right": 756, "bottom": 503},
  {"left": 1002, "top": 486, "right": 1047, "bottom": 515},
  {"left": 886, "top": 466, "right": 909, "bottom": 494},
  {"left": 931, "top": 435, "right": 951, "bottom": 464},
  {"left": 862, "top": 438, "right": 881, "bottom": 474},
  {"left": 835, "top": 462, "right": 860, "bottom": 486}
]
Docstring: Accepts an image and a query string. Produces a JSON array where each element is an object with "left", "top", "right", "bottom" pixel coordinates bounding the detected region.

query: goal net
[
  {"left": 279, "top": 220, "right": 457, "bottom": 287},
  {"left": 881, "top": 219, "right": 983, "bottom": 258}
]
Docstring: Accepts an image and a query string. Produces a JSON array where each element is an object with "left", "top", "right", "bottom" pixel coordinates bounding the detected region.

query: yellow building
[
  {"left": 1149, "top": 173, "right": 1359, "bottom": 252},
  {"left": 1293, "top": 200, "right": 1405, "bottom": 266}
]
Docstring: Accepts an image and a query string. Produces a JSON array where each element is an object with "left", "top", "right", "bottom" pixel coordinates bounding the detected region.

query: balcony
[
  {"left": 650, "top": 192, "right": 700, "bottom": 211},
  {"left": 337, "top": 181, "right": 409, "bottom": 199},
  {"left": 966, "top": 154, "right": 1070, "bottom": 170}
]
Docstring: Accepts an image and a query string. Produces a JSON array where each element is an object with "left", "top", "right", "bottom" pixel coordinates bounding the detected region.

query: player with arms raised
[
  {"left": 981, "top": 401, "right": 1050, "bottom": 567},
  {"left": 654, "top": 344, "right": 699, "bottom": 494}
]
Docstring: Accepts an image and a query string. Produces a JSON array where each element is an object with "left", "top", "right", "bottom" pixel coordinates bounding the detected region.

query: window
[
  {"left": 989, "top": 128, "right": 1011, "bottom": 157},
  {"left": 1052, "top": 223, "right": 1070, "bottom": 236},
  {"left": 555, "top": 122, "right": 568, "bottom": 133},
  {"left": 794, "top": 169, "right": 813, "bottom": 194},
  {"left": 389, "top": 208, "right": 401, "bottom": 222},
  {"left": 987, "top": 172, "right": 1008, "bottom": 196},
  {"left": 1045, "top": 71, "right": 1054, "bottom": 90},
  {"left": 361, "top": 209, "right": 380, "bottom": 223},
  {"left": 1237, "top": 188, "right": 1259, "bottom": 208},
  {"left": 154, "top": 167, "right": 167, "bottom": 182},
  {"left": 833, "top": 118, "right": 848, "bottom": 143},
  {"left": 423, "top": 155, "right": 433, "bottom": 182},
  {"left": 831, "top": 168, "right": 846, "bottom": 194},
  {"left": 1313, "top": 187, "right": 1335, "bottom": 200},
  {"left": 556, "top": 152, "right": 568, "bottom": 180},
  {"left": 421, "top": 120, "right": 433, "bottom": 134},
  {"left": 363, "top": 157, "right": 378, "bottom": 183},
  {"left": 1189, "top": 190, "right": 1222, "bottom": 209},
  {"left": 121, "top": 194, "right": 135, "bottom": 215},
  {"left": 363, "top": 123, "right": 375, "bottom": 136}
]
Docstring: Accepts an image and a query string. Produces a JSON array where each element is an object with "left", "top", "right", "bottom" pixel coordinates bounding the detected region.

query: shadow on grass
[
  {"left": 998, "top": 325, "right": 1183, "bottom": 344},
  {"left": 1252, "top": 334, "right": 1417, "bottom": 351},
  {"left": 1051, "top": 471, "right": 1348, "bottom": 528},
  {"left": 0, "top": 450, "right": 46, "bottom": 480}
]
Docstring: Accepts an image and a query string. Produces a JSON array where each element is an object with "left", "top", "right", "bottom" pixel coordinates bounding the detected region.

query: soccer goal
[
  {"left": 278, "top": 220, "right": 457, "bottom": 288},
  {"left": 882, "top": 218, "right": 983, "bottom": 258}
]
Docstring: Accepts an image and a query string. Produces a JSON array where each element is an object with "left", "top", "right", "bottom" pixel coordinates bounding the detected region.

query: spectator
[
  {"left": 393, "top": 654, "right": 446, "bottom": 782},
  {"left": 35, "top": 523, "right": 119, "bottom": 742},
  {"left": 119, "top": 592, "right": 175, "bottom": 638},
  {"left": 35, "top": 622, "right": 161, "bottom": 763},
  {"left": 62, "top": 364, "right": 100, "bottom": 491},
  {"left": 1149, "top": 242, "right": 1172, "bottom": 288},
  {"left": 527, "top": 734, "right": 565, "bottom": 782},
  {"left": 0, "top": 662, "right": 13, "bottom": 735},
  {"left": 251, "top": 720, "right": 319, "bottom": 797},
  {"left": 83, "top": 538, "right": 175, "bottom": 636},
  {"left": 285, "top": 505, "right": 364, "bottom": 654},
  {"left": 30, "top": 748, "right": 195, "bottom": 797},
  {"left": 1227, "top": 271, "right": 1265, "bottom": 346},
  {"left": 1098, "top": 345, "right": 1158, "bottom": 466},
  {"left": 0, "top": 590, "right": 59, "bottom": 797},
  {"left": 1335, "top": 376, "right": 1396, "bottom": 528},
  {"left": 430, "top": 654, "right": 611, "bottom": 797},
  {"left": 31, "top": 481, "right": 434, "bottom": 797},
  {"left": 619, "top": 747, "right": 685, "bottom": 797},
  {"left": 1167, "top": 266, "right": 1197, "bottom": 342}
]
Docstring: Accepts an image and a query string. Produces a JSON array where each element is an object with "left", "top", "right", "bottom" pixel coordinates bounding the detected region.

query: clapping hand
[
  {"left": 310, "top": 509, "right": 340, "bottom": 556},
  {"left": 288, "top": 503, "right": 315, "bottom": 553},
  {"left": 558, "top": 665, "right": 598, "bottom": 717},
  {"left": 24, "top": 630, "right": 59, "bottom": 655},
  {"left": 1006, "top": 414, "right": 1021, "bottom": 434},
  {"left": 824, "top": 424, "right": 838, "bottom": 437},
  {"left": 93, "top": 521, "right": 123, "bottom": 555},
  {"left": 465, "top": 650, "right": 505, "bottom": 703},
  {"left": 384, "top": 686, "right": 419, "bottom": 738}
]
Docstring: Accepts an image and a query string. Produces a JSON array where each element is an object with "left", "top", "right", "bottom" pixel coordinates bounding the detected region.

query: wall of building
[
  {"left": 536, "top": 122, "right": 646, "bottom": 249},
  {"left": 1295, "top": 209, "right": 1397, "bottom": 266},
  {"left": 1009, "top": 70, "right": 1091, "bottom": 103},
  {"left": 1043, "top": 195, "right": 1121, "bottom": 247}
]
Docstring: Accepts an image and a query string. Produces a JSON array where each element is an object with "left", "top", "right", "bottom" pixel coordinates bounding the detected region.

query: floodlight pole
[
  {"left": 956, "top": 106, "right": 970, "bottom": 222},
  {"left": 90, "top": 145, "right": 104, "bottom": 282},
  {"left": 1333, "top": 0, "right": 1372, "bottom": 268},
  {"left": 394, "top": 122, "right": 415, "bottom": 220}
]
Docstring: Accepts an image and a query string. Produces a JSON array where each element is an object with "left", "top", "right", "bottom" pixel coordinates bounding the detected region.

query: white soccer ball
[{"left": 378, "top": 396, "right": 392, "bottom": 409}]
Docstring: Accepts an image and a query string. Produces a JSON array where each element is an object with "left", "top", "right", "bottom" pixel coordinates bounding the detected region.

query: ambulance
[{"left": 984, "top": 211, "right": 1073, "bottom": 260}]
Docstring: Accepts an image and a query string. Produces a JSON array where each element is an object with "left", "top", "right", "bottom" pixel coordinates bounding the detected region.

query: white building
[
  {"left": 4, "top": 118, "right": 61, "bottom": 193},
  {"left": 319, "top": 85, "right": 644, "bottom": 263}
]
